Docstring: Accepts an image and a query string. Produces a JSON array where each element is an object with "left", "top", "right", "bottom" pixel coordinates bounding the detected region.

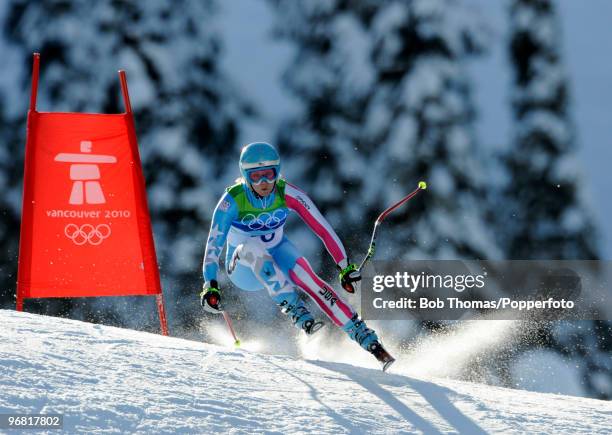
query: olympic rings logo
[
  {"left": 64, "top": 223, "right": 111, "bottom": 246},
  {"left": 241, "top": 209, "right": 287, "bottom": 230}
]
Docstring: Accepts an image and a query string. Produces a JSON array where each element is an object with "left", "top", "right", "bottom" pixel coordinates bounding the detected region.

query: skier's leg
[
  {"left": 270, "top": 238, "right": 379, "bottom": 350},
  {"left": 225, "top": 243, "right": 264, "bottom": 292},
  {"left": 290, "top": 257, "right": 379, "bottom": 349},
  {"left": 228, "top": 238, "right": 318, "bottom": 332}
]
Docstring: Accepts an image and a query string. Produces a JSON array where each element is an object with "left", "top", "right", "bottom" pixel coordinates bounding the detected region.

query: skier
[{"left": 201, "top": 142, "right": 395, "bottom": 370}]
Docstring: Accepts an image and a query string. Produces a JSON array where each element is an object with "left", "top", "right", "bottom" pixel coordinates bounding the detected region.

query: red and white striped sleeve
[{"left": 285, "top": 182, "right": 348, "bottom": 268}]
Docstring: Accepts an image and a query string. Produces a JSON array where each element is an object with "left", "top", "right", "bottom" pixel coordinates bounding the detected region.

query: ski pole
[
  {"left": 357, "top": 181, "right": 427, "bottom": 273},
  {"left": 222, "top": 311, "right": 241, "bottom": 348}
]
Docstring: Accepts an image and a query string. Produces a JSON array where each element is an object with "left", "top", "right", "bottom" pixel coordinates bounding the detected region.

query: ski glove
[
  {"left": 339, "top": 263, "right": 361, "bottom": 293},
  {"left": 201, "top": 280, "right": 222, "bottom": 314}
]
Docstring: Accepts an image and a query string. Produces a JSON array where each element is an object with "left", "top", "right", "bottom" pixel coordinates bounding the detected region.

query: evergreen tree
[
  {"left": 0, "top": 0, "right": 249, "bottom": 327},
  {"left": 505, "top": 0, "right": 597, "bottom": 260},
  {"left": 271, "top": 0, "right": 500, "bottom": 264},
  {"left": 364, "top": 0, "right": 499, "bottom": 261},
  {"left": 506, "top": 0, "right": 608, "bottom": 399},
  {"left": 268, "top": 0, "right": 378, "bottom": 263}
]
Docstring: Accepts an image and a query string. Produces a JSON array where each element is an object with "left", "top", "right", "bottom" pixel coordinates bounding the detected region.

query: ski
[{"left": 369, "top": 341, "right": 396, "bottom": 372}]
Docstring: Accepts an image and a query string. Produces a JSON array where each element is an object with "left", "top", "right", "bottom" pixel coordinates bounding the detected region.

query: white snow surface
[{"left": 1, "top": 310, "right": 611, "bottom": 434}]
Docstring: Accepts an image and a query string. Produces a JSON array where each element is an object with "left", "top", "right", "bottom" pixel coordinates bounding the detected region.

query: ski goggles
[{"left": 247, "top": 167, "right": 278, "bottom": 185}]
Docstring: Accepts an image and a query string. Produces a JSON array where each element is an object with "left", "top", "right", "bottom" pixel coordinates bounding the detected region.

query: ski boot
[
  {"left": 279, "top": 299, "right": 325, "bottom": 336},
  {"left": 302, "top": 318, "right": 325, "bottom": 336},
  {"left": 344, "top": 314, "right": 395, "bottom": 371},
  {"left": 368, "top": 341, "right": 396, "bottom": 372}
]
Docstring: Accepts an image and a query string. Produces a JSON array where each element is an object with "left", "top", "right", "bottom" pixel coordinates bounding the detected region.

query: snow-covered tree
[
  {"left": 504, "top": 0, "right": 598, "bottom": 260},
  {"left": 505, "top": 0, "right": 607, "bottom": 399},
  {"left": 271, "top": 0, "right": 500, "bottom": 264},
  {"left": 267, "top": 0, "right": 378, "bottom": 265},
  {"left": 0, "top": 0, "right": 249, "bottom": 326},
  {"left": 363, "top": 0, "right": 499, "bottom": 261}
]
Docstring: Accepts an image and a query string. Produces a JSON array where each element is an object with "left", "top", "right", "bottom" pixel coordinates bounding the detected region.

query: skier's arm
[
  {"left": 202, "top": 192, "right": 237, "bottom": 284},
  {"left": 285, "top": 182, "right": 348, "bottom": 269}
]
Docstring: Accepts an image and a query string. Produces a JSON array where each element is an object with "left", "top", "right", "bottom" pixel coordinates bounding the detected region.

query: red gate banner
[{"left": 17, "top": 53, "right": 168, "bottom": 335}]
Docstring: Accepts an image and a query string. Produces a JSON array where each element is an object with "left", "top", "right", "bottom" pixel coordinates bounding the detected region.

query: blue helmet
[{"left": 239, "top": 142, "right": 281, "bottom": 184}]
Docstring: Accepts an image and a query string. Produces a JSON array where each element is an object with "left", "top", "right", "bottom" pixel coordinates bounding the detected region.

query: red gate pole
[
  {"left": 118, "top": 70, "right": 132, "bottom": 113},
  {"left": 156, "top": 294, "right": 169, "bottom": 336},
  {"left": 29, "top": 52, "right": 40, "bottom": 111},
  {"left": 17, "top": 53, "right": 41, "bottom": 312},
  {"left": 119, "top": 69, "right": 169, "bottom": 336}
]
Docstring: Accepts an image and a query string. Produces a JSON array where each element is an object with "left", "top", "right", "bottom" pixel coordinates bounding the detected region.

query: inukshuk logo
[
  {"left": 54, "top": 140, "right": 117, "bottom": 246},
  {"left": 54, "top": 140, "right": 117, "bottom": 205}
]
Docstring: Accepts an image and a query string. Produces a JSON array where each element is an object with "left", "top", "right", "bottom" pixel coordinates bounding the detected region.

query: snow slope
[{"left": 1, "top": 310, "right": 610, "bottom": 434}]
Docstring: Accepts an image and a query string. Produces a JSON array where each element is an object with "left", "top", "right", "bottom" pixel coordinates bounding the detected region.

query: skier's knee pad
[
  {"left": 231, "top": 240, "right": 269, "bottom": 269},
  {"left": 232, "top": 240, "right": 290, "bottom": 293},
  {"left": 231, "top": 241, "right": 273, "bottom": 279}
]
